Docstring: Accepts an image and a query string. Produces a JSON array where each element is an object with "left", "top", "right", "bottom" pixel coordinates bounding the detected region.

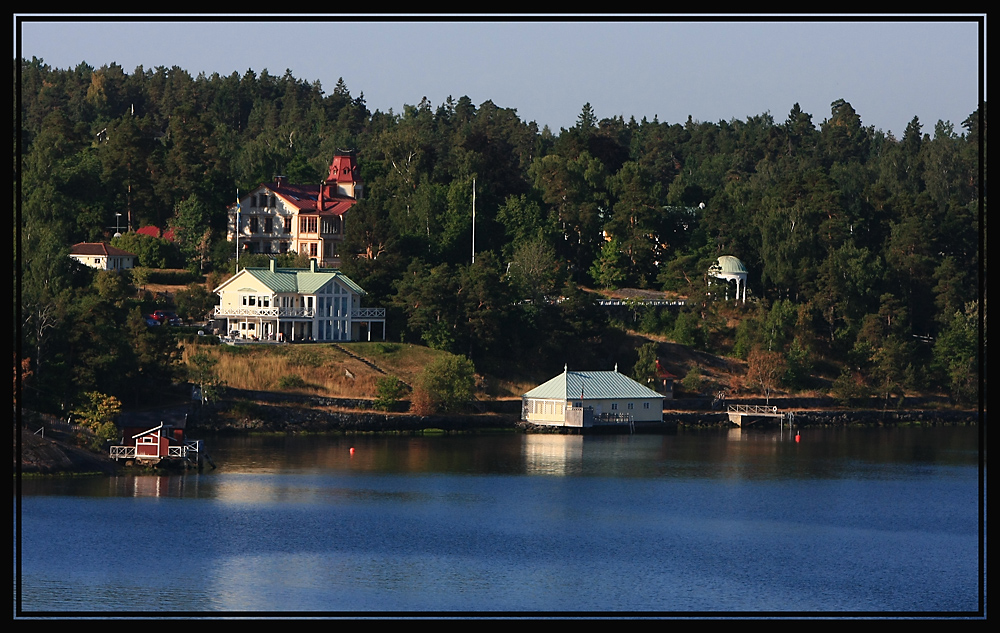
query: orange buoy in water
[
  {"left": 350, "top": 447, "right": 355, "bottom": 456},
  {"left": 795, "top": 432, "right": 801, "bottom": 443}
]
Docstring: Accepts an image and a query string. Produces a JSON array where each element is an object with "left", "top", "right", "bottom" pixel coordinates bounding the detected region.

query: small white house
[
  {"left": 522, "top": 365, "right": 664, "bottom": 428},
  {"left": 69, "top": 242, "right": 138, "bottom": 271},
  {"left": 213, "top": 259, "right": 385, "bottom": 343}
]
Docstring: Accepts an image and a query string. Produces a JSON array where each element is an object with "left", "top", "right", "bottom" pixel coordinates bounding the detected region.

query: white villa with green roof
[
  {"left": 213, "top": 259, "right": 385, "bottom": 342},
  {"left": 522, "top": 366, "right": 664, "bottom": 428}
]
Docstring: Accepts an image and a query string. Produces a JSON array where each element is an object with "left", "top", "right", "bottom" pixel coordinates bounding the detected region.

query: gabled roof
[
  {"left": 214, "top": 265, "right": 366, "bottom": 296},
  {"left": 524, "top": 368, "right": 663, "bottom": 400},
  {"left": 70, "top": 242, "right": 136, "bottom": 257},
  {"left": 232, "top": 183, "right": 356, "bottom": 216}
]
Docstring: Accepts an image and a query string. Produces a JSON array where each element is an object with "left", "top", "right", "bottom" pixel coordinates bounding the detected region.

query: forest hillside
[{"left": 16, "top": 59, "right": 984, "bottom": 418}]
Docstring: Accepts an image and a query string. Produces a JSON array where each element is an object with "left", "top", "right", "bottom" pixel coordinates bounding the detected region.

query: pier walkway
[{"left": 727, "top": 404, "right": 795, "bottom": 427}]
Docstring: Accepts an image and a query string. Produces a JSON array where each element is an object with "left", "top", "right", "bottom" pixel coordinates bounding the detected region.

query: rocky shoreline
[
  {"left": 16, "top": 400, "right": 981, "bottom": 475},
  {"left": 190, "top": 398, "right": 981, "bottom": 434}
]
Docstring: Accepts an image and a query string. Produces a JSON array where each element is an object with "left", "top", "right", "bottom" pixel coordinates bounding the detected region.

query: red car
[{"left": 150, "top": 310, "right": 183, "bottom": 326}]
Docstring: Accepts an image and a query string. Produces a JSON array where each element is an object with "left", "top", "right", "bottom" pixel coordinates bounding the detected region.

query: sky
[{"left": 15, "top": 16, "right": 985, "bottom": 138}]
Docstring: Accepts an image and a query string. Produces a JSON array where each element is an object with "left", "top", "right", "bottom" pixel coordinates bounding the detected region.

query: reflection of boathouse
[{"left": 521, "top": 366, "right": 664, "bottom": 428}]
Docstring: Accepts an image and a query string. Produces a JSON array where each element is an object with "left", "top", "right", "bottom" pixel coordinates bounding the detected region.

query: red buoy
[
  {"left": 350, "top": 447, "right": 355, "bottom": 456},
  {"left": 795, "top": 433, "right": 801, "bottom": 443}
]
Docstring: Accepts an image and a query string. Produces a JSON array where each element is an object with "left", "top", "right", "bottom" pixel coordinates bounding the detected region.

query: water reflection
[
  {"left": 523, "top": 434, "right": 583, "bottom": 475},
  {"left": 18, "top": 425, "right": 980, "bottom": 613}
]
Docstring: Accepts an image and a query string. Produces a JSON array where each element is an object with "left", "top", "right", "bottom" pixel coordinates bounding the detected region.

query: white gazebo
[{"left": 708, "top": 255, "right": 748, "bottom": 303}]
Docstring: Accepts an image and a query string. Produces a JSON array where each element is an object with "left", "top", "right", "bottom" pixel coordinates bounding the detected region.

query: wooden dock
[{"left": 727, "top": 404, "right": 794, "bottom": 427}]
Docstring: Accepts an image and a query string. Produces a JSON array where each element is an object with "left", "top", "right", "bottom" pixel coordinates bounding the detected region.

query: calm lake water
[{"left": 15, "top": 425, "right": 982, "bottom": 615}]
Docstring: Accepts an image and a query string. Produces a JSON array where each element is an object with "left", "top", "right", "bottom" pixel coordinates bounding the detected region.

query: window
[
  {"left": 310, "top": 243, "right": 318, "bottom": 257},
  {"left": 300, "top": 217, "right": 318, "bottom": 233},
  {"left": 628, "top": 402, "right": 634, "bottom": 410},
  {"left": 264, "top": 217, "right": 273, "bottom": 234},
  {"left": 611, "top": 403, "right": 618, "bottom": 410},
  {"left": 249, "top": 217, "right": 259, "bottom": 233},
  {"left": 643, "top": 402, "right": 650, "bottom": 409},
  {"left": 283, "top": 217, "right": 292, "bottom": 233}
]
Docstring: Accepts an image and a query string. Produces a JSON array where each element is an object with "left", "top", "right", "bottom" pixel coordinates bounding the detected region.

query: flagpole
[
  {"left": 471, "top": 178, "right": 476, "bottom": 265},
  {"left": 235, "top": 189, "right": 241, "bottom": 274}
]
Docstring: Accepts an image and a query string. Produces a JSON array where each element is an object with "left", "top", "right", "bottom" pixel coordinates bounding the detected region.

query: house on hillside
[
  {"left": 212, "top": 259, "right": 385, "bottom": 342},
  {"left": 226, "top": 152, "right": 363, "bottom": 268},
  {"left": 69, "top": 242, "right": 138, "bottom": 271},
  {"left": 522, "top": 365, "right": 664, "bottom": 428},
  {"left": 655, "top": 359, "right": 677, "bottom": 400}
]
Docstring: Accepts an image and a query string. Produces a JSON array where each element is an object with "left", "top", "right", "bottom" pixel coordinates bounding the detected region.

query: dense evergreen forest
[{"left": 16, "top": 58, "right": 984, "bottom": 416}]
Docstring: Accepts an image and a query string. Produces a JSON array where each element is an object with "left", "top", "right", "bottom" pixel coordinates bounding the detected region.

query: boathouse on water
[
  {"left": 109, "top": 417, "right": 203, "bottom": 467},
  {"left": 521, "top": 365, "right": 665, "bottom": 428}
]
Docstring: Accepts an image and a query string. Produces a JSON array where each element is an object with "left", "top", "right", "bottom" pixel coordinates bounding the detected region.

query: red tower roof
[{"left": 327, "top": 153, "right": 361, "bottom": 185}]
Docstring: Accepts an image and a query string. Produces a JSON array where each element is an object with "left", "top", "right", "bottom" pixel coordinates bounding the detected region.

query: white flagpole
[
  {"left": 235, "top": 189, "right": 241, "bottom": 273},
  {"left": 471, "top": 178, "right": 476, "bottom": 264}
]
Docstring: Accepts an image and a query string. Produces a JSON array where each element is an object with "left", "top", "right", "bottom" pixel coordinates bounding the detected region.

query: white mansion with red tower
[{"left": 226, "top": 152, "right": 363, "bottom": 268}]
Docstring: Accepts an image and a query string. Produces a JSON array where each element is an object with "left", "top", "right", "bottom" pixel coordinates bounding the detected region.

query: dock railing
[
  {"left": 728, "top": 404, "right": 780, "bottom": 416},
  {"left": 110, "top": 446, "right": 136, "bottom": 460}
]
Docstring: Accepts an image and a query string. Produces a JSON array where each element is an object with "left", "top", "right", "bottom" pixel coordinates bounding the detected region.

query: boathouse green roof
[{"left": 523, "top": 368, "right": 663, "bottom": 401}]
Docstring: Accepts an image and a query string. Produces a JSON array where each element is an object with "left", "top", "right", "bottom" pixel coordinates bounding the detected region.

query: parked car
[{"left": 150, "top": 310, "right": 183, "bottom": 326}]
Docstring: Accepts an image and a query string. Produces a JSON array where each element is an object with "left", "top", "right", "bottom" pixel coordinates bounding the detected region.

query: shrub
[
  {"left": 373, "top": 376, "right": 407, "bottom": 411},
  {"left": 681, "top": 366, "right": 703, "bottom": 394},
  {"left": 417, "top": 355, "right": 476, "bottom": 413},
  {"left": 276, "top": 375, "right": 308, "bottom": 390}
]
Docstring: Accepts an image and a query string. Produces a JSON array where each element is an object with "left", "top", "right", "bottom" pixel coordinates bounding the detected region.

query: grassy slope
[{"left": 182, "top": 334, "right": 750, "bottom": 402}]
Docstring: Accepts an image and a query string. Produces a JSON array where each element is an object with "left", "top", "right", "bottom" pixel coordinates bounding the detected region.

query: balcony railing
[
  {"left": 216, "top": 306, "right": 385, "bottom": 320},
  {"left": 214, "top": 307, "right": 314, "bottom": 318},
  {"left": 351, "top": 307, "right": 386, "bottom": 319}
]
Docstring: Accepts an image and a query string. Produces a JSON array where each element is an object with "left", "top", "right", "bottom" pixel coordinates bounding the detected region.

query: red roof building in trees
[
  {"left": 227, "top": 152, "right": 363, "bottom": 268},
  {"left": 655, "top": 359, "right": 677, "bottom": 400}
]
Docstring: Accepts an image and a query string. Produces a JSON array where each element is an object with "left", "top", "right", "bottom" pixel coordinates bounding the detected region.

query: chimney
[{"left": 274, "top": 175, "right": 284, "bottom": 188}]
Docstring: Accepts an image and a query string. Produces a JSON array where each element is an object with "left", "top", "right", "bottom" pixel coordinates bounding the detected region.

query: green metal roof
[
  {"left": 243, "top": 267, "right": 366, "bottom": 295},
  {"left": 523, "top": 368, "right": 663, "bottom": 400}
]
